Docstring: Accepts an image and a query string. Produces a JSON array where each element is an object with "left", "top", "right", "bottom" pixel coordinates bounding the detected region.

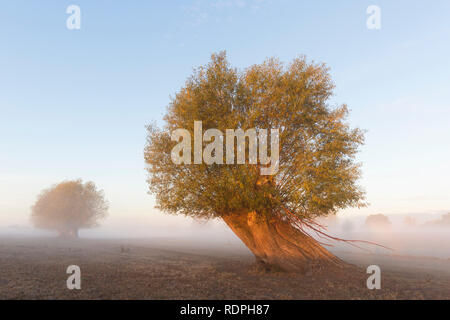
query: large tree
[
  {"left": 144, "top": 52, "right": 365, "bottom": 272},
  {"left": 31, "top": 179, "right": 108, "bottom": 238}
]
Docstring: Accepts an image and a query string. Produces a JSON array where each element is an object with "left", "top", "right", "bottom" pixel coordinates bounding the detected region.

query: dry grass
[{"left": 0, "top": 237, "right": 449, "bottom": 299}]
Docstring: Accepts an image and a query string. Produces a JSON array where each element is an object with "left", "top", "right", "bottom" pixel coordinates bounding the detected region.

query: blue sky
[{"left": 1, "top": 1, "right": 449, "bottom": 230}]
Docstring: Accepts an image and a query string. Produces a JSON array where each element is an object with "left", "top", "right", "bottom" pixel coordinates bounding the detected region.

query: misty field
[{"left": 0, "top": 237, "right": 449, "bottom": 300}]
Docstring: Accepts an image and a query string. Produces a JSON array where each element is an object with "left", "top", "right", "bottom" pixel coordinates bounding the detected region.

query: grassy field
[{"left": 0, "top": 237, "right": 449, "bottom": 299}]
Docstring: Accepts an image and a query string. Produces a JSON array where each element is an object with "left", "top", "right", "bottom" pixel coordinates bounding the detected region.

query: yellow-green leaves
[{"left": 144, "top": 52, "right": 365, "bottom": 219}]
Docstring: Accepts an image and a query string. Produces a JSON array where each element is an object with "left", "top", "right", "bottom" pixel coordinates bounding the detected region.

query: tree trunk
[
  {"left": 222, "top": 211, "right": 342, "bottom": 273},
  {"left": 58, "top": 229, "right": 79, "bottom": 239},
  {"left": 70, "top": 229, "right": 79, "bottom": 238},
  {"left": 58, "top": 230, "right": 70, "bottom": 238}
]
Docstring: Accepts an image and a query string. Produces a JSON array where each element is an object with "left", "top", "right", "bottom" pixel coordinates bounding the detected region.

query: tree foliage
[
  {"left": 31, "top": 179, "right": 108, "bottom": 236},
  {"left": 145, "top": 52, "right": 365, "bottom": 221},
  {"left": 365, "top": 214, "right": 392, "bottom": 229},
  {"left": 425, "top": 213, "right": 450, "bottom": 227}
]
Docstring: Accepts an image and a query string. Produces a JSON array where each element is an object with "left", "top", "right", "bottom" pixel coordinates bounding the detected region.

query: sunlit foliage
[{"left": 145, "top": 52, "right": 365, "bottom": 220}]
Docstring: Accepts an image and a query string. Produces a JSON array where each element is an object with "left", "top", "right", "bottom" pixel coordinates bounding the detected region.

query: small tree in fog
[
  {"left": 365, "top": 214, "right": 391, "bottom": 230},
  {"left": 31, "top": 179, "right": 108, "bottom": 238},
  {"left": 425, "top": 213, "right": 450, "bottom": 227}
]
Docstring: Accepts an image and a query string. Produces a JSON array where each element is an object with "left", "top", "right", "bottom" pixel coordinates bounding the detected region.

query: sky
[{"left": 1, "top": 1, "right": 449, "bottom": 233}]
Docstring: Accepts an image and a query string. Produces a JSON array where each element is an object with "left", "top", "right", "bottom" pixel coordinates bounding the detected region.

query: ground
[{"left": 0, "top": 237, "right": 449, "bottom": 299}]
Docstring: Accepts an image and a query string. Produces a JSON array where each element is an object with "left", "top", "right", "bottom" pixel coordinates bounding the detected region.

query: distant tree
[
  {"left": 31, "top": 179, "right": 108, "bottom": 238},
  {"left": 404, "top": 216, "right": 417, "bottom": 227},
  {"left": 436, "top": 213, "right": 450, "bottom": 226},
  {"left": 424, "top": 213, "right": 450, "bottom": 227},
  {"left": 145, "top": 52, "right": 365, "bottom": 272},
  {"left": 365, "top": 214, "right": 391, "bottom": 230}
]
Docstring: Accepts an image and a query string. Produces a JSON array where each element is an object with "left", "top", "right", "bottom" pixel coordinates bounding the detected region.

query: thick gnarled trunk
[{"left": 223, "top": 211, "right": 341, "bottom": 272}]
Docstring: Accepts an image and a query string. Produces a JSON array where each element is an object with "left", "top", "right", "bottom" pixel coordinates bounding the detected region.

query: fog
[
  {"left": 318, "top": 213, "right": 450, "bottom": 259},
  {"left": 1, "top": 212, "right": 449, "bottom": 259}
]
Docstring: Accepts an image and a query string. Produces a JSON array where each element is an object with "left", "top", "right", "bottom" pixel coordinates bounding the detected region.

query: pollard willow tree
[
  {"left": 145, "top": 52, "right": 366, "bottom": 272},
  {"left": 31, "top": 179, "right": 108, "bottom": 238}
]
